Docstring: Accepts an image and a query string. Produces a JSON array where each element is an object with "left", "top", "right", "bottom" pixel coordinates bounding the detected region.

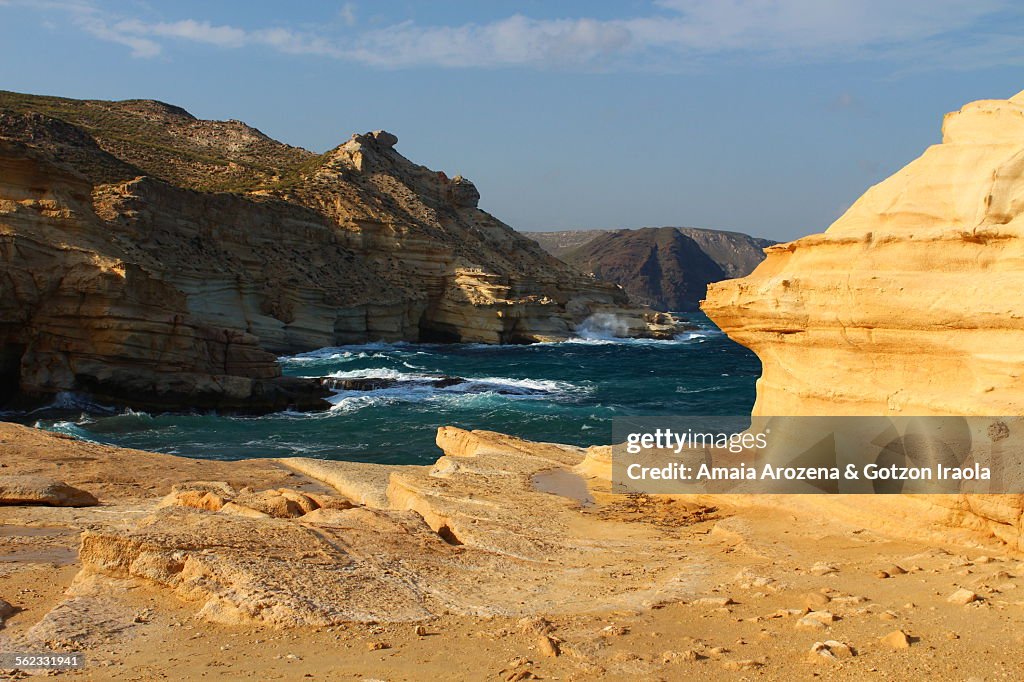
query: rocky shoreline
[
  {"left": 0, "top": 92, "right": 677, "bottom": 415},
  {"left": 2, "top": 422, "right": 1023, "bottom": 680}
]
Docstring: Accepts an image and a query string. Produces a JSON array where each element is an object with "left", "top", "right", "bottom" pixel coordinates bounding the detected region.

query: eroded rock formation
[
  {"left": 704, "top": 89, "right": 1024, "bottom": 416},
  {"left": 0, "top": 92, "right": 671, "bottom": 410},
  {"left": 703, "top": 89, "right": 1024, "bottom": 548}
]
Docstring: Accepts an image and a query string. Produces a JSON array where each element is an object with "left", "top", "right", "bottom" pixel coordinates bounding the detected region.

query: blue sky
[{"left": 1, "top": 1, "right": 1023, "bottom": 241}]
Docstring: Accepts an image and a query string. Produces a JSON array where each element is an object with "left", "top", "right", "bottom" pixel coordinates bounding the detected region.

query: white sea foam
[
  {"left": 319, "top": 368, "right": 586, "bottom": 413},
  {"left": 26, "top": 391, "right": 116, "bottom": 415}
]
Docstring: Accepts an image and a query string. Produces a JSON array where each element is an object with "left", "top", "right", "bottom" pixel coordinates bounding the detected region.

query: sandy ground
[{"left": 1, "top": 424, "right": 1022, "bottom": 681}]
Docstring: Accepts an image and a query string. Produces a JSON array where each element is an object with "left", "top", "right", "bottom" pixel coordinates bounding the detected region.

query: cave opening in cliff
[
  {"left": 0, "top": 342, "right": 25, "bottom": 406},
  {"left": 417, "top": 317, "right": 462, "bottom": 344}
]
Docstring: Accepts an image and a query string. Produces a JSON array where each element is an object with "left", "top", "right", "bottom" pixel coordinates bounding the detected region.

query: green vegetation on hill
[{"left": 0, "top": 90, "right": 324, "bottom": 193}]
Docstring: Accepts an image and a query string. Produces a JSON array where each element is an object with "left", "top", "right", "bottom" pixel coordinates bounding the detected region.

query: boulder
[{"left": 0, "top": 475, "right": 98, "bottom": 506}]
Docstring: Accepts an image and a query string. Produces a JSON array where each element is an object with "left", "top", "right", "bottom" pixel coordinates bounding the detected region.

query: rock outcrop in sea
[
  {"left": 0, "top": 91, "right": 672, "bottom": 411},
  {"left": 703, "top": 88, "right": 1024, "bottom": 548}
]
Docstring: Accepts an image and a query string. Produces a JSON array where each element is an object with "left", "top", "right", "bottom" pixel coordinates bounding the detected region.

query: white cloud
[
  {"left": 338, "top": 3, "right": 356, "bottom": 28},
  {"left": 7, "top": 0, "right": 1023, "bottom": 71}
]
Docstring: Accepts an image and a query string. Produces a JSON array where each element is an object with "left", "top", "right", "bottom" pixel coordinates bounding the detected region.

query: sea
[{"left": 25, "top": 313, "right": 760, "bottom": 465}]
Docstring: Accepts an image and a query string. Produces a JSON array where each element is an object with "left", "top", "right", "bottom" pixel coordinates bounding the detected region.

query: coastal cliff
[
  {"left": 704, "top": 89, "right": 1024, "bottom": 417},
  {"left": 530, "top": 226, "right": 773, "bottom": 311},
  {"left": 0, "top": 91, "right": 671, "bottom": 410},
  {"left": 703, "top": 89, "right": 1024, "bottom": 548}
]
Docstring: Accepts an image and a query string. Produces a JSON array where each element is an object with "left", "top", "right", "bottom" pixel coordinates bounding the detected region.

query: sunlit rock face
[
  {"left": 702, "top": 90, "right": 1024, "bottom": 551},
  {"left": 704, "top": 90, "right": 1024, "bottom": 417},
  {"left": 0, "top": 93, "right": 672, "bottom": 409}
]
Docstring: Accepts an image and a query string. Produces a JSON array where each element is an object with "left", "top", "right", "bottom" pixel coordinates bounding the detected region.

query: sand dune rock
[
  {"left": 703, "top": 89, "right": 1024, "bottom": 549},
  {"left": 77, "top": 428, "right": 716, "bottom": 626},
  {"left": 0, "top": 474, "right": 98, "bottom": 507},
  {"left": 704, "top": 89, "right": 1024, "bottom": 417}
]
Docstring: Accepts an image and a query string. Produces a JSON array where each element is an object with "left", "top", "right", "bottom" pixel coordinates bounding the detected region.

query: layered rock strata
[
  {"left": 703, "top": 89, "right": 1024, "bottom": 548},
  {"left": 0, "top": 92, "right": 671, "bottom": 410},
  {"left": 531, "top": 226, "right": 774, "bottom": 311}
]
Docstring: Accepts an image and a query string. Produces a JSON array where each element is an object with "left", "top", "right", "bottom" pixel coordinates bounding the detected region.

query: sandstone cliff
[
  {"left": 703, "top": 89, "right": 1024, "bottom": 417},
  {"left": 531, "top": 226, "right": 773, "bottom": 311},
  {"left": 0, "top": 91, "right": 671, "bottom": 410},
  {"left": 702, "top": 89, "right": 1024, "bottom": 548}
]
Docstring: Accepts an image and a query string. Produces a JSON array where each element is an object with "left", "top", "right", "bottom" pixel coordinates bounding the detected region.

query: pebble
[
  {"left": 880, "top": 630, "right": 911, "bottom": 649},
  {"left": 809, "top": 640, "right": 854, "bottom": 662},
  {"left": 367, "top": 641, "right": 391, "bottom": 651},
  {"left": 879, "top": 610, "right": 899, "bottom": 621},
  {"left": 885, "top": 564, "right": 907, "bottom": 575},
  {"left": 693, "top": 596, "right": 734, "bottom": 607},
  {"left": 601, "top": 625, "right": 629, "bottom": 636},
  {"left": 795, "top": 616, "right": 828, "bottom": 631},
  {"left": 947, "top": 588, "right": 980, "bottom": 605},
  {"left": 518, "top": 617, "right": 552, "bottom": 635},
  {"left": 802, "top": 592, "right": 831, "bottom": 609},
  {"left": 537, "top": 635, "right": 560, "bottom": 657},
  {"left": 823, "top": 640, "right": 853, "bottom": 659},
  {"left": 413, "top": 625, "right": 427, "bottom": 637},
  {"left": 810, "top": 562, "right": 839, "bottom": 576}
]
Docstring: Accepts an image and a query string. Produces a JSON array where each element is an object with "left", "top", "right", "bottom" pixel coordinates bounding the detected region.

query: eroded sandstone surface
[
  {"left": 2, "top": 422, "right": 1023, "bottom": 680},
  {"left": 702, "top": 90, "right": 1024, "bottom": 550},
  {"left": 703, "top": 89, "right": 1024, "bottom": 417}
]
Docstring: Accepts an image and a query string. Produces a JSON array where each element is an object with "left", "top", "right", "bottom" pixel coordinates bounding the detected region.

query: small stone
[
  {"left": 976, "top": 556, "right": 992, "bottom": 564},
  {"left": 600, "top": 625, "right": 629, "bottom": 636},
  {"left": 880, "top": 630, "right": 911, "bottom": 649},
  {"left": 810, "top": 562, "right": 839, "bottom": 576},
  {"left": 518, "top": 617, "right": 552, "bottom": 635},
  {"left": 0, "top": 475, "right": 98, "bottom": 507},
  {"left": 879, "top": 610, "right": 898, "bottom": 621},
  {"left": 722, "top": 659, "right": 762, "bottom": 671},
  {"left": 823, "top": 640, "right": 853, "bottom": 659},
  {"left": 947, "top": 588, "right": 980, "bottom": 605},
  {"left": 811, "top": 610, "right": 835, "bottom": 622},
  {"left": 694, "top": 596, "right": 734, "bottom": 607},
  {"left": 0, "top": 599, "right": 15, "bottom": 621},
  {"left": 414, "top": 625, "right": 427, "bottom": 637},
  {"left": 803, "top": 592, "right": 831, "bottom": 609},
  {"left": 367, "top": 641, "right": 390, "bottom": 651},
  {"left": 945, "top": 631, "right": 960, "bottom": 640},
  {"left": 707, "top": 646, "right": 728, "bottom": 658},
  {"left": 876, "top": 571, "right": 890, "bottom": 579},
  {"left": 795, "top": 617, "right": 825, "bottom": 631},
  {"left": 809, "top": 642, "right": 837, "bottom": 663},
  {"left": 537, "top": 635, "right": 559, "bottom": 657},
  {"left": 885, "top": 564, "right": 907, "bottom": 575},
  {"left": 770, "top": 608, "right": 804, "bottom": 619}
]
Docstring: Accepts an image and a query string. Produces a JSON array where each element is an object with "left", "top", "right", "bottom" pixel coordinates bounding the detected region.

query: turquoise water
[{"left": 30, "top": 313, "right": 760, "bottom": 464}]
